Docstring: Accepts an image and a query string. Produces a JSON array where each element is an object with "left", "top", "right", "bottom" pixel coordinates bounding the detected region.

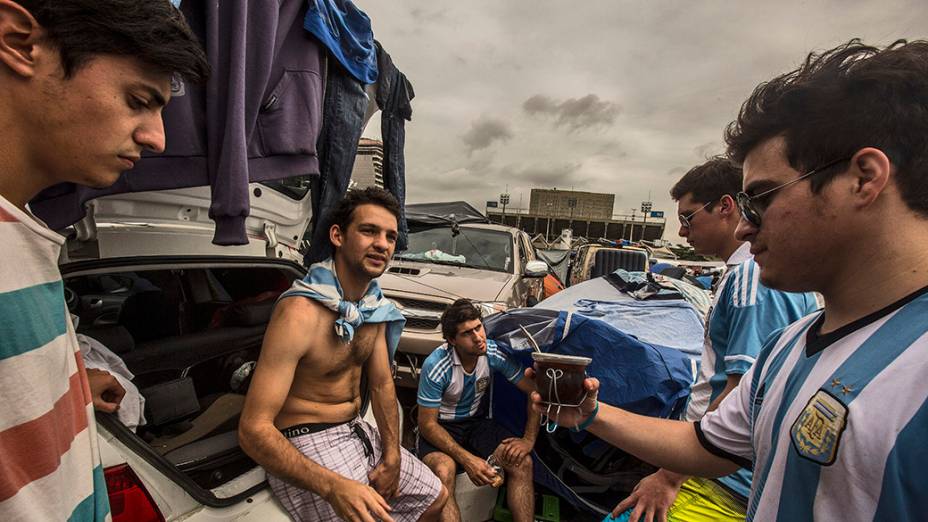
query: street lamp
[
  {"left": 567, "top": 197, "right": 577, "bottom": 237},
  {"left": 640, "top": 201, "right": 652, "bottom": 241},
  {"left": 500, "top": 193, "right": 510, "bottom": 223}
]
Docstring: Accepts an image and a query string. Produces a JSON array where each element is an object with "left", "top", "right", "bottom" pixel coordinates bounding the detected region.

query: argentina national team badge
[
  {"left": 476, "top": 377, "right": 489, "bottom": 393},
  {"left": 790, "top": 389, "right": 848, "bottom": 465}
]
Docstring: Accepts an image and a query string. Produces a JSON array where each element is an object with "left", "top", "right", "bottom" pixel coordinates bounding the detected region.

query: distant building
[
  {"left": 529, "top": 188, "right": 614, "bottom": 220},
  {"left": 351, "top": 138, "right": 384, "bottom": 189},
  {"left": 488, "top": 188, "right": 665, "bottom": 242}
]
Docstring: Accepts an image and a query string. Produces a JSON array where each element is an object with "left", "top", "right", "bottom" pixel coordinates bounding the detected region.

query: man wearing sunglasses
[
  {"left": 531, "top": 39, "right": 928, "bottom": 521},
  {"left": 610, "top": 158, "right": 817, "bottom": 522}
]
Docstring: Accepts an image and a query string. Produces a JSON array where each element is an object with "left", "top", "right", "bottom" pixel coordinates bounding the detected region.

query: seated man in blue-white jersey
[
  {"left": 532, "top": 39, "right": 928, "bottom": 522},
  {"left": 417, "top": 299, "right": 540, "bottom": 522},
  {"left": 611, "top": 158, "right": 818, "bottom": 522}
]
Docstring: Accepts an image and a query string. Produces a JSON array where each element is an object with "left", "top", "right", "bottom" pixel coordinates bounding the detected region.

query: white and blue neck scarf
[{"left": 280, "top": 258, "right": 405, "bottom": 359}]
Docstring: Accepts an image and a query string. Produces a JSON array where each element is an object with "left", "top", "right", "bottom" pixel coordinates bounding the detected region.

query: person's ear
[
  {"left": 329, "top": 224, "right": 344, "bottom": 248},
  {"left": 848, "top": 147, "right": 892, "bottom": 210},
  {"left": 0, "top": 1, "right": 43, "bottom": 79},
  {"left": 718, "top": 194, "right": 737, "bottom": 217}
]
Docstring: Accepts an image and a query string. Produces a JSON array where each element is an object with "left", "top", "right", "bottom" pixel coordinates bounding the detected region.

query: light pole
[
  {"left": 567, "top": 197, "right": 577, "bottom": 237},
  {"left": 500, "top": 192, "right": 510, "bottom": 224},
  {"left": 640, "top": 201, "right": 652, "bottom": 242}
]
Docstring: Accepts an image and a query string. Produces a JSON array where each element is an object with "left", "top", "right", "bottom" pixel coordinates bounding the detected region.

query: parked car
[
  {"left": 61, "top": 184, "right": 306, "bottom": 521},
  {"left": 377, "top": 202, "right": 548, "bottom": 385}
]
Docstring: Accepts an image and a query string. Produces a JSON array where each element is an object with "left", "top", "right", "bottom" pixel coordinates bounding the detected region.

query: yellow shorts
[{"left": 666, "top": 477, "right": 746, "bottom": 522}]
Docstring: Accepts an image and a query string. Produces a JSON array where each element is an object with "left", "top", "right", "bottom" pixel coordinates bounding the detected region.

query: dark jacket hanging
[{"left": 31, "top": 0, "right": 325, "bottom": 245}]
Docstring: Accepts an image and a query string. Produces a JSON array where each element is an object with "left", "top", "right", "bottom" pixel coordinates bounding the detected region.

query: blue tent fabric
[
  {"left": 483, "top": 309, "right": 696, "bottom": 515},
  {"left": 485, "top": 310, "right": 695, "bottom": 426},
  {"left": 695, "top": 275, "right": 713, "bottom": 289},
  {"left": 571, "top": 299, "right": 704, "bottom": 359},
  {"left": 650, "top": 261, "right": 673, "bottom": 274}
]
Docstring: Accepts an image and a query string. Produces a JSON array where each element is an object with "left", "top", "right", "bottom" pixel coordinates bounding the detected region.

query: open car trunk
[{"left": 62, "top": 257, "right": 307, "bottom": 506}]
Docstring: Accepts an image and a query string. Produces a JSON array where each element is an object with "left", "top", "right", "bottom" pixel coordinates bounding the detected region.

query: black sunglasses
[
  {"left": 678, "top": 199, "right": 714, "bottom": 229},
  {"left": 736, "top": 157, "right": 850, "bottom": 228}
]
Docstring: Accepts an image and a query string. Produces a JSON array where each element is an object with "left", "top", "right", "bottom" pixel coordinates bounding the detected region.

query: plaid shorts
[{"left": 268, "top": 418, "right": 442, "bottom": 522}]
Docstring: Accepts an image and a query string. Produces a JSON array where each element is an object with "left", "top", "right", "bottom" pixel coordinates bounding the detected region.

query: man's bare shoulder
[{"left": 268, "top": 296, "right": 334, "bottom": 332}]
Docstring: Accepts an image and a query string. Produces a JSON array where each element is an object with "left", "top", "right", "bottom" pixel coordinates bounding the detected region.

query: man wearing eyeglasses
[
  {"left": 609, "top": 158, "right": 817, "bottom": 522},
  {"left": 530, "top": 39, "right": 928, "bottom": 521}
]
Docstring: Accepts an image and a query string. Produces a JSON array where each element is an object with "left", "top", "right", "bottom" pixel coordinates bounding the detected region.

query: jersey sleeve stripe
[
  {"left": 694, "top": 421, "right": 753, "bottom": 470},
  {"left": 416, "top": 394, "right": 441, "bottom": 405},
  {"left": 740, "top": 264, "right": 751, "bottom": 307},
  {"left": 724, "top": 354, "right": 757, "bottom": 365},
  {"left": 427, "top": 355, "right": 453, "bottom": 382},
  {"left": 749, "top": 264, "right": 760, "bottom": 305}
]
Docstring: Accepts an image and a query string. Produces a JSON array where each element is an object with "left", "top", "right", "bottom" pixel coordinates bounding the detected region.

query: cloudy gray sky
[{"left": 361, "top": 1, "right": 926, "bottom": 242}]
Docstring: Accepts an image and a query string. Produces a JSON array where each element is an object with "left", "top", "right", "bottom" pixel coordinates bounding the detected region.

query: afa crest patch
[
  {"left": 476, "top": 377, "right": 490, "bottom": 393},
  {"left": 790, "top": 389, "right": 848, "bottom": 466}
]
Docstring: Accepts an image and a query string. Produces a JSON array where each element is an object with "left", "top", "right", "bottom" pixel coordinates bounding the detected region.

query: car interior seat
[{"left": 590, "top": 249, "right": 648, "bottom": 278}]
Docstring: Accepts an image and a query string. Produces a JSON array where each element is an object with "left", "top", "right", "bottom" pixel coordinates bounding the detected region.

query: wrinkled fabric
[
  {"left": 376, "top": 42, "right": 414, "bottom": 251},
  {"left": 652, "top": 274, "right": 712, "bottom": 317},
  {"left": 572, "top": 299, "right": 704, "bottom": 358},
  {"left": 484, "top": 308, "right": 697, "bottom": 516},
  {"left": 77, "top": 334, "right": 146, "bottom": 431},
  {"left": 305, "top": 65, "right": 369, "bottom": 265},
  {"left": 306, "top": 41, "right": 414, "bottom": 263},
  {"left": 485, "top": 309, "right": 696, "bottom": 420},
  {"left": 279, "top": 258, "right": 404, "bottom": 358},
  {"left": 303, "top": 0, "right": 378, "bottom": 84}
]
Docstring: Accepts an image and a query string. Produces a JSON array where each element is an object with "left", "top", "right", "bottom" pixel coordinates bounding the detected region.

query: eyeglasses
[
  {"left": 736, "top": 157, "right": 850, "bottom": 228},
  {"left": 678, "top": 200, "right": 714, "bottom": 229}
]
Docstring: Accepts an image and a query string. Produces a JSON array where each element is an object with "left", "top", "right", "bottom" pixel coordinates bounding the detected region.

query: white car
[{"left": 62, "top": 184, "right": 495, "bottom": 521}]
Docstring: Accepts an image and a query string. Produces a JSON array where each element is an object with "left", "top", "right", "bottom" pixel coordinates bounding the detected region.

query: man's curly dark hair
[{"left": 725, "top": 39, "right": 928, "bottom": 217}]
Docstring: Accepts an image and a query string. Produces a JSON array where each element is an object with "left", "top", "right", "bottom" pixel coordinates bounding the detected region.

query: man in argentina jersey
[
  {"left": 530, "top": 40, "right": 928, "bottom": 521},
  {"left": 417, "top": 299, "right": 540, "bottom": 522},
  {"left": 0, "top": 2, "right": 207, "bottom": 520},
  {"left": 612, "top": 158, "right": 818, "bottom": 522}
]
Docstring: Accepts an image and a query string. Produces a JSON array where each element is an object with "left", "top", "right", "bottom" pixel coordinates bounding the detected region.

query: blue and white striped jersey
[
  {"left": 685, "top": 243, "right": 818, "bottom": 499},
  {"left": 417, "top": 339, "right": 523, "bottom": 421},
  {"left": 697, "top": 285, "right": 928, "bottom": 521},
  {"left": 686, "top": 243, "right": 819, "bottom": 421}
]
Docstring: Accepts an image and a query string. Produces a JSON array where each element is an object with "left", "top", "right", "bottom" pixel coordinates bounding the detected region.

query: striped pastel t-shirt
[{"left": 0, "top": 196, "right": 110, "bottom": 521}]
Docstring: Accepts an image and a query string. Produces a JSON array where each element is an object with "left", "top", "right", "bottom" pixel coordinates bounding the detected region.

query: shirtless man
[{"left": 240, "top": 187, "right": 447, "bottom": 522}]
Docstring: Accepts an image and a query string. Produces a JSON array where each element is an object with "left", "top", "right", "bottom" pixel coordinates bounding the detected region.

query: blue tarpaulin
[
  {"left": 485, "top": 309, "right": 695, "bottom": 426},
  {"left": 482, "top": 309, "right": 697, "bottom": 514}
]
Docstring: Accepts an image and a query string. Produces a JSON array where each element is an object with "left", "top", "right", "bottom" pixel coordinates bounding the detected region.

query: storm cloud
[
  {"left": 362, "top": 0, "right": 927, "bottom": 242},
  {"left": 523, "top": 94, "right": 621, "bottom": 130},
  {"left": 461, "top": 117, "right": 514, "bottom": 153}
]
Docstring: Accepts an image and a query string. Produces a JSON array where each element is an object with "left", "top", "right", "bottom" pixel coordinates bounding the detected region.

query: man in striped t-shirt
[
  {"left": 532, "top": 40, "right": 928, "bottom": 521},
  {"left": 417, "top": 299, "right": 539, "bottom": 522},
  {"left": 0, "top": 2, "right": 206, "bottom": 520}
]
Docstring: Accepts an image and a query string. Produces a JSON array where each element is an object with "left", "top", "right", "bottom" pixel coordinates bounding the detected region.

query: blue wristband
[{"left": 572, "top": 400, "right": 599, "bottom": 432}]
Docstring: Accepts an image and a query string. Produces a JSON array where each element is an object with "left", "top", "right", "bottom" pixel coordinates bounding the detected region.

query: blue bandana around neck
[{"left": 280, "top": 258, "right": 405, "bottom": 359}]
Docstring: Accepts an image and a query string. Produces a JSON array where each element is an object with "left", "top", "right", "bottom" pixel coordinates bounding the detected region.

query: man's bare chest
[{"left": 301, "top": 323, "right": 378, "bottom": 376}]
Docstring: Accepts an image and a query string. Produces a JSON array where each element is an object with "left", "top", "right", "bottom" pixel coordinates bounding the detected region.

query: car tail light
[{"left": 104, "top": 464, "right": 165, "bottom": 522}]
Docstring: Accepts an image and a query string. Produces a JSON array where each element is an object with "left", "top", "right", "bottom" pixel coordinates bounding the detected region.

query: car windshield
[{"left": 395, "top": 227, "right": 512, "bottom": 273}]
